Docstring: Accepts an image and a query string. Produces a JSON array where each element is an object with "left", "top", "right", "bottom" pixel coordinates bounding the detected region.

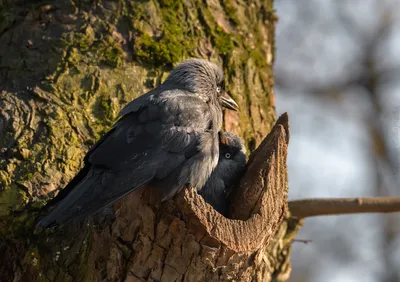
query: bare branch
[
  {"left": 293, "top": 239, "right": 312, "bottom": 244},
  {"left": 289, "top": 197, "right": 400, "bottom": 218}
]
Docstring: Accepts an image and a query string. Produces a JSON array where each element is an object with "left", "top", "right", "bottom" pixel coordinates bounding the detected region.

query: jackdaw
[
  {"left": 199, "top": 132, "right": 246, "bottom": 216},
  {"left": 37, "top": 58, "right": 239, "bottom": 228}
]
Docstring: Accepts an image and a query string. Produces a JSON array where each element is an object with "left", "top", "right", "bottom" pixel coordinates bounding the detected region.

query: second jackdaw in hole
[
  {"left": 199, "top": 131, "right": 246, "bottom": 216},
  {"left": 37, "top": 58, "right": 239, "bottom": 228}
]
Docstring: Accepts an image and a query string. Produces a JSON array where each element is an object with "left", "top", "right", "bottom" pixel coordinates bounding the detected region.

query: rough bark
[{"left": 0, "top": 1, "right": 298, "bottom": 281}]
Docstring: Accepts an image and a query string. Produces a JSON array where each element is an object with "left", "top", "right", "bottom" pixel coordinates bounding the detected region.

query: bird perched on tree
[
  {"left": 37, "top": 58, "right": 239, "bottom": 228},
  {"left": 199, "top": 132, "right": 246, "bottom": 216}
]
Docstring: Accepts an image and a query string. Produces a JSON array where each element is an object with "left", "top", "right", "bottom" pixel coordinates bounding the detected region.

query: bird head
[{"left": 164, "top": 58, "right": 239, "bottom": 111}]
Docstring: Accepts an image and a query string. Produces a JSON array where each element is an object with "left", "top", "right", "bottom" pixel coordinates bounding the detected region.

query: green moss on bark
[
  {"left": 212, "top": 27, "right": 234, "bottom": 56},
  {"left": 134, "top": 33, "right": 183, "bottom": 67},
  {"left": 61, "top": 29, "right": 125, "bottom": 69},
  {"left": 220, "top": 0, "right": 240, "bottom": 25},
  {"left": 100, "top": 37, "right": 125, "bottom": 68},
  {"left": 132, "top": 0, "right": 196, "bottom": 67},
  {"left": 0, "top": 187, "right": 28, "bottom": 216},
  {"left": 198, "top": 7, "right": 234, "bottom": 58},
  {"left": 0, "top": 170, "right": 11, "bottom": 187}
]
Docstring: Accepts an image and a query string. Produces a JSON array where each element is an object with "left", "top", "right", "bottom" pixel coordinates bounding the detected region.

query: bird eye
[
  {"left": 225, "top": 153, "right": 231, "bottom": 159},
  {"left": 216, "top": 87, "right": 221, "bottom": 93}
]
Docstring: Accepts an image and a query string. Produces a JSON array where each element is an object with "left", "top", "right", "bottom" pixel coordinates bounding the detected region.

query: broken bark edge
[{"left": 175, "top": 113, "right": 290, "bottom": 253}]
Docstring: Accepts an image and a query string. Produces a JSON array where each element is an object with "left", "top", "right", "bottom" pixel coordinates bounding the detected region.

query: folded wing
[{"left": 37, "top": 89, "right": 211, "bottom": 227}]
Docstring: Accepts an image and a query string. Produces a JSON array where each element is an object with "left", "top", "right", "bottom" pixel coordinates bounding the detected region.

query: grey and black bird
[
  {"left": 199, "top": 132, "right": 246, "bottom": 216},
  {"left": 37, "top": 58, "right": 239, "bottom": 228}
]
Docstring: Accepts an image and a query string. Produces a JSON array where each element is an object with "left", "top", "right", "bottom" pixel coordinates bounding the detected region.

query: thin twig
[
  {"left": 289, "top": 197, "right": 400, "bottom": 218},
  {"left": 293, "top": 239, "right": 312, "bottom": 244}
]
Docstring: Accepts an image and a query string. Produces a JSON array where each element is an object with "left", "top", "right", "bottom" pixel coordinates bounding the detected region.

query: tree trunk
[{"left": 0, "top": 0, "right": 299, "bottom": 281}]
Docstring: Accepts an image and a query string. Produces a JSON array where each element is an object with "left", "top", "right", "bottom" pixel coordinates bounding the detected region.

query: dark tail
[
  {"left": 36, "top": 168, "right": 107, "bottom": 228},
  {"left": 43, "top": 164, "right": 91, "bottom": 208}
]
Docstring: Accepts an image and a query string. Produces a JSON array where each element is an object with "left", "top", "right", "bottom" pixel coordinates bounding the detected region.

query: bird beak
[{"left": 220, "top": 92, "right": 239, "bottom": 111}]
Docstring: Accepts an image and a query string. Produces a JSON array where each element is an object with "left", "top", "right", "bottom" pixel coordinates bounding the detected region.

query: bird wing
[
  {"left": 38, "top": 89, "right": 211, "bottom": 226},
  {"left": 87, "top": 88, "right": 211, "bottom": 184}
]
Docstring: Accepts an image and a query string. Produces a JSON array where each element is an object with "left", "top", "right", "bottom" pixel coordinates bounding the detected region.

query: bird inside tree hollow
[
  {"left": 37, "top": 58, "right": 239, "bottom": 228},
  {"left": 199, "top": 132, "right": 247, "bottom": 216}
]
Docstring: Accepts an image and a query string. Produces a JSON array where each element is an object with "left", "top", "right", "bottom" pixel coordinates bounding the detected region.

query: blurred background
[{"left": 274, "top": 0, "right": 400, "bottom": 281}]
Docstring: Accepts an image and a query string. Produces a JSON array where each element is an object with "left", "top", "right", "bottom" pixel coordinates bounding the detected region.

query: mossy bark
[{"left": 0, "top": 0, "right": 297, "bottom": 281}]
